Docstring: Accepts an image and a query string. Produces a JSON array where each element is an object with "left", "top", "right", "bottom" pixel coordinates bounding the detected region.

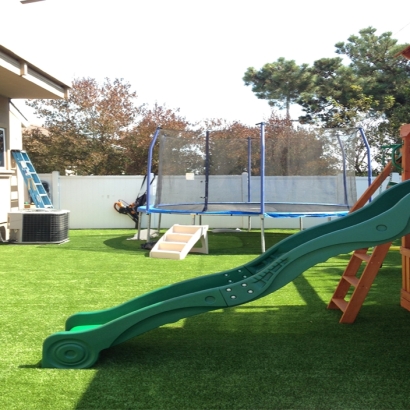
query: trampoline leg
[
  {"left": 299, "top": 217, "right": 303, "bottom": 231},
  {"left": 157, "top": 213, "right": 162, "bottom": 234},
  {"left": 199, "top": 215, "right": 202, "bottom": 225},
  {"left": 137, "top": 212, "right": 142, "bottom": 240},
  {"left": 260, "top": 215, "right": 265, "bottom": 253},
  {"left": 248, "top": 216, "right": 251, "bottom": 232},
  {"left": 147, "top": 214, "right": 152, "bottom": 243}
]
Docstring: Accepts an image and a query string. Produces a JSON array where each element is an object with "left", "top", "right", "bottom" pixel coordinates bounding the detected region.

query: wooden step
[
  {"left": 165, "top": 233, "right": 193, "bottom": 243},
  {"left": 172, "top": 225, "right": 203, "bottom": 234},
  {"left": 149, "top": 249, "right": 183, "bottom": 260},
  {"left": 158, "top": 242, "right": 186, "bottom": 252},
  {"left": 353, "top": 252, "right": 371, "bottom": 262},
  {"left": 330, "top": 298, "right": 348, "bottom": 312},
  {"left": 150, "top": 225, "right": 209, "bottom": 260},
  {"left": 342, "top": 276, "right": 359, "bottom": 287}
]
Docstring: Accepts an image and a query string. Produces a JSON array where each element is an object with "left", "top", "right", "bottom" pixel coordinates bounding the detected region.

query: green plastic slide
[{"left": 42, "top": 180, "right": 410, "bottom": 368}]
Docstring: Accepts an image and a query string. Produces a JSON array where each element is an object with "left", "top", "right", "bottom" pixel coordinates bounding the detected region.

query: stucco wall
[
  {"left": 0, "top": 96, "right": 11, "bottom": 228},
  {"left": 0, "top": 98, "right": 25, "bottom": 236},
  {"left": 0, "top": 96, "right": 8, "bottom": 125}
]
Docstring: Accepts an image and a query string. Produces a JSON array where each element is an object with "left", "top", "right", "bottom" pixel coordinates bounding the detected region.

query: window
[{"left": 0, "top": 128, "right": 5, "bottom": 168}]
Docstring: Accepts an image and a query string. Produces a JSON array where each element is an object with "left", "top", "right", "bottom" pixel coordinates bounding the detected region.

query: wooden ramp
[{"left": 150, "top": 225, "right": 209, "bottom": 260}]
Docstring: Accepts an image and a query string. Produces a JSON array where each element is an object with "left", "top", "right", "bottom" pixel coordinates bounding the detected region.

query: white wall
[{"left": 37, "top": 173, "right": 402, "bottom": 231}]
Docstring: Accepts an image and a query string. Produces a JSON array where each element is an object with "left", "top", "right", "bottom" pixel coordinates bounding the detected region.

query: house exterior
[{"left": 0, "top": 44, "right": 70, "bottom": 240}]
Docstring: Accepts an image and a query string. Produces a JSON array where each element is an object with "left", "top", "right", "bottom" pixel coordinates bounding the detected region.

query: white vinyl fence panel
[
  {"left": 38, "top": 172, "right": 401, "bottom": 230},
  {"left": 39, "top": 174, "right": 146, "bottom": 229}
]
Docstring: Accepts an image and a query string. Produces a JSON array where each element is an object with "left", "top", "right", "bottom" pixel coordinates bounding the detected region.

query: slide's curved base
[{"left": 42, "top": 181, "right": 410, "bottom": 368}]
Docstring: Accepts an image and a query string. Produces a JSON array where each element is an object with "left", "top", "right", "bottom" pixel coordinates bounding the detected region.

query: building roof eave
[{"left": 0, "top": 44, "right": 71, "bottom": 99}]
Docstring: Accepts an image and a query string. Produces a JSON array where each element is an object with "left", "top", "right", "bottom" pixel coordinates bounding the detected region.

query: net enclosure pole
[
  {"left": 247, "top": 137, "right": 251, "bottom": 203},
  {"left": 257, "top": 122, "right": 266, "bottom": 253},
  {"left": 335, "top": 134, "right": 349, "bottom": 206},
  {"left": 358, "top": 127, "right": 372, "bottom": 195},
  {"left": 145, "top": 126, "right": 161, "bottom": 242},
  {"left": 203, "top": 130, "right": 210, "bottom": 212},
  {"left": 146, "top": 127, "right": 161, "bottom": 212},
  {"left": 247, "top": 137, "right": 252, "bottom": 231}
]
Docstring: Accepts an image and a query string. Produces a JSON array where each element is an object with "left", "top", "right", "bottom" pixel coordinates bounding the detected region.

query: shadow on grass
[
  {"left": 102, "top": 235, "right": 151, "bottom": 256},
  {"left": 74, "top": 301, "right": 410, "bottom": 410},
  {"left": 18, "top": 363, "right": 41, "bottom": 369},
  {"left": 102, "top": 231, "right": 294, "bottom": 256}
]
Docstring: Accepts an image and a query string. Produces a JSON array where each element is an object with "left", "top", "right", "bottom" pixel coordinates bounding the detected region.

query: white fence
[{"left": 38, "top": 172, "right": 401, "bottom": 231}]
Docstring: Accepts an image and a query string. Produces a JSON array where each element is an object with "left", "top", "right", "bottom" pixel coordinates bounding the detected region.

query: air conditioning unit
[{"left": 8, "top": 209, "right": 70, "bottom": 244}]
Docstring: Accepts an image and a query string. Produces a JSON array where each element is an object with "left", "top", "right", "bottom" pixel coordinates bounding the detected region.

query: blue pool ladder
[{"left": 12, "top": 150, "right": 53, "bottom": 209}]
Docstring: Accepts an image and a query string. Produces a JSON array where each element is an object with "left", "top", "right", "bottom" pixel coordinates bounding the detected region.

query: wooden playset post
[{"left": 400, "top": 124, "right": 410, "bottom": 310}]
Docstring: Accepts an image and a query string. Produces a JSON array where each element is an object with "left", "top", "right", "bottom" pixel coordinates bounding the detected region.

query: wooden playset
[{"left": 328, "top": 124, "right": 410, "bottom": 322}]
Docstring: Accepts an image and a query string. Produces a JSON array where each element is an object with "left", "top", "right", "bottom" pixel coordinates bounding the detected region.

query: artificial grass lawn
[{"left": 1, "top": 228, "right": 409, "bottom": 409}]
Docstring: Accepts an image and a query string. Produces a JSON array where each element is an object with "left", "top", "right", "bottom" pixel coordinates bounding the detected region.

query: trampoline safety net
[{"left": 151, "top": 126, "right": 360, "bottom": 217}]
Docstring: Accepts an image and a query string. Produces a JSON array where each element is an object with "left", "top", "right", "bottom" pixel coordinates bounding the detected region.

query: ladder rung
[
  {"left": 343, "top": 276, "right": 359, "bottom": 287},
  {"left": 353, "top": 252, "right": 371, "bottom": 262},
  {"left": 331, "top": 298, "right": 348, "bottom": 312}
]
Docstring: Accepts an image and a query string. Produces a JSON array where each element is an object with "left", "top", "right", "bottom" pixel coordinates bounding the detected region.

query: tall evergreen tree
[
  {"left": 243, "top": 27, "right": 410, "bottom": 173},
  {"left": 243, "top": 57, "right": 314, "bottom": 118}
]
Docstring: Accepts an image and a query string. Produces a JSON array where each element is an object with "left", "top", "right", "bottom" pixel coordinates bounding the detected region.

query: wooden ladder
[
  {"left": 327, "top": 242, "right": 392, "bottom": 323},
  {"left": 328, "top": 160, "right": 396, "bottom": 323}
]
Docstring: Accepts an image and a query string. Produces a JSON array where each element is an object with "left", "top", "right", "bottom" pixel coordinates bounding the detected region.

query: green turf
[{"left": 1, "top": 229, "right": 409, "bottom": 409}]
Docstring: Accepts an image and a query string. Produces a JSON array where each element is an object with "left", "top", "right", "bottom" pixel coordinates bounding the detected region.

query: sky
[{"left": 2, "top": 0, "right": 410, "bottom": 126}]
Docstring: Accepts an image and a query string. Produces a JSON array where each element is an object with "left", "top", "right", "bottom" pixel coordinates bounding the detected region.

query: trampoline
[
  {"left": 140, "top": 202, "right": 351, "bottom": 216},
  {"left": 138, "top": 124, "right": 371, "bottom": 251}
]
